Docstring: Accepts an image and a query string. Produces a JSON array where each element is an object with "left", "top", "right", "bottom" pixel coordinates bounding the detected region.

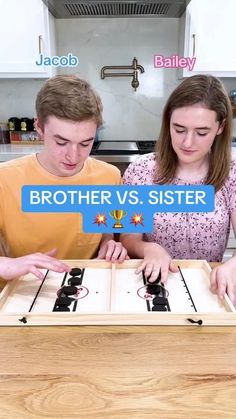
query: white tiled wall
[{"left": 55, "top": 18, "right": 180, "bottom": 140}]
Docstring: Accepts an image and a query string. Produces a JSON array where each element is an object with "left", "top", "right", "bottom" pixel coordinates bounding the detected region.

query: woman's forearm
[{"left": 120, "top": 234, "right": 148, "bottom": 258}]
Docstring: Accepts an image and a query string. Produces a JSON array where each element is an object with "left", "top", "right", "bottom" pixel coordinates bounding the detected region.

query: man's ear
[
  {"left": 34, "top": 117, "right": 44, "bottom": 137},
  {"left": 216, "top": 118, "right": 226, "bottom": 135}
]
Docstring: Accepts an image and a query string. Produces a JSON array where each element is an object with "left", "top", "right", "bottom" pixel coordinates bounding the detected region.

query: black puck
[
  {"left": 152, "top": 305, "right": 167, "bottom": 311},
  {"left": 146, "top": 284, "right": 162, "bottom": 295},
  {"left": 70, "top": 268, "right": 82, "bottom": 276},
  {"left": 146, "top": 271, "right": 162, "bottom": 284},
  {"left": 53, "top": 306, "right": 70, "bottom": 312},
  {"left": 60, "top": 285, "right": 78, "bottom": 296},
  {"left": 152, "top": 296, "right": 168, "bottom": 306},
  {"left": 55, "top": 296, "right": 73, "bottom": 307},
  {"left": 68, "top": 276, "right": 82, "bottom": 286}
]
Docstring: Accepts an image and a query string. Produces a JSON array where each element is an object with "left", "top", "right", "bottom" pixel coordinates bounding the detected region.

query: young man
[{"left": 0, "top": 75, "right": 127, "bottom": 279}]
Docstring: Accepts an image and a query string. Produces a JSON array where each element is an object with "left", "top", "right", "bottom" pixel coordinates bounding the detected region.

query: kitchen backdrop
[{"left": 1, "top": 0, "right": 236, "bottom": 141}]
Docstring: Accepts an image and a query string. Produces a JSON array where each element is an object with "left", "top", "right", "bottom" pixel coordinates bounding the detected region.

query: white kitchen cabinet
[
  {"left": 181, "top": 0, "right": 236, "bottom": 77},
  {"left": 0, "top": 0, "right": 55, "bottom": 78}
]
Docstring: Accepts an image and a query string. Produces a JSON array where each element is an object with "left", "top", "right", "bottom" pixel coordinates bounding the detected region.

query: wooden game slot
[
  {"left": 110, "top": 263, "right": 116, "bottom": 311},
  {"left": 48, "top": 259, "right": 211, "bottom": 271},
  {"left": 1, "top": 312, "right": 236, "bottom": 327},
  {"left": 113, "top": 259, "right": 210, "bottom": 270},
  {"left": 113, "top": 259, "right": 142, "bottom": 270},
  {"left": 64, "top": 259, "right": 112, "bottom": 269},
  {"left": 174, "top": 259, "right": 209, "bottom": 269}
]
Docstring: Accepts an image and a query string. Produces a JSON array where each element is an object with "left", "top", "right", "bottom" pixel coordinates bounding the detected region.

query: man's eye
[
  {"left": 56, "top": 142, "right": 67, "bottom": 146},
  {"left": 80, "top": 143, "right": 90, "bottom": 147}
]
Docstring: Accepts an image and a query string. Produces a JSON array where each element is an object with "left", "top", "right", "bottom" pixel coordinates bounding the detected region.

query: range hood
[{"left": 43, "top": 0, "right": 188, "bottom": 18}]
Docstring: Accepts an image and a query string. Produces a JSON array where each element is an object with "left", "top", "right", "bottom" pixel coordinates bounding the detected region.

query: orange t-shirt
[{"left": 0, "top": 154, "right": 121, "bottom": 259}]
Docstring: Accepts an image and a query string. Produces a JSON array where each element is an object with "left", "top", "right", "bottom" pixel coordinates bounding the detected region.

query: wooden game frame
[{"left": 0, "top": 259, "right": 235, "bottom": 327}]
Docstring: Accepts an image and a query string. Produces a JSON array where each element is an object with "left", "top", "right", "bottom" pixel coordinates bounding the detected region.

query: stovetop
[{"left": 91, "top": 141, "right": 156, "bottom": 155}]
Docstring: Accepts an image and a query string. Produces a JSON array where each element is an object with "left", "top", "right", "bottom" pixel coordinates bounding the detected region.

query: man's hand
[
  {"left": 97, "top": 239, "right": 129, "bottom": 263},
  {"left": 0, "top": 249, "right": 71, "bottom": 280}
]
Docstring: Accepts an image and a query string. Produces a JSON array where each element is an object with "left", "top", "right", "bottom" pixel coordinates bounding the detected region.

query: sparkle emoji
[
  {"left": 93, "top": 213, "right": 107, "bottom": 226},
  {"left": 130, "top": 213, "right": 144, "bottom": 227}
]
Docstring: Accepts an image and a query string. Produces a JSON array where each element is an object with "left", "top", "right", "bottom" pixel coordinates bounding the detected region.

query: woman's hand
[
  {"left": 210, "top": 257, "right": 236, "bottom": 305},
  {"left": 97, "top": 239, "right": 129, "bottom": 263},
  {"left": 0, "top": 249, "right": 71, "bottom": 280},
  {"left": 135, "top": 242, "right": 178, "bottom": 283}
]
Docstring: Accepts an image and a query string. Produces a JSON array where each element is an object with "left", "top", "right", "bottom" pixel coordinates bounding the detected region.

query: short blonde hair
[{"left": 36, "top": 75, "right": 103, "bottom": 128}]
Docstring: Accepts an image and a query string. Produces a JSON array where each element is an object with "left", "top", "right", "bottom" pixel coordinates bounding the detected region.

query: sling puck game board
[{"left": 0, "top": 260, "right": 235, "bottom": 326}]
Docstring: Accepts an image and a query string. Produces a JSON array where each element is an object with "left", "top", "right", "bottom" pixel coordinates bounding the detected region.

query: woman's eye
[
  {"left": 197, "top": 132, "right": 207, "bottom": 137},
  {"left": 175, "top": 129, "right": 185, "bottom": 134}
]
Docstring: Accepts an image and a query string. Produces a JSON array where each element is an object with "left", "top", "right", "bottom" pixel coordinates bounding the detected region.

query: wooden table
[
  {"left": 0, "top": 325, "right": 236, "bottom": 418},
  {"left": 0, "top": 266, "right": 236, "bottom": 418}
]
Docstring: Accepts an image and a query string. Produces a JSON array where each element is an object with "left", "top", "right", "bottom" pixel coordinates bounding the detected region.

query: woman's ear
[{"left": 216, "top": 118, "right": 226, "bottom": 135}]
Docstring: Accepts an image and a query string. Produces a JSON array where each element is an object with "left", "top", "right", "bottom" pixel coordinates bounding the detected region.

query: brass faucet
[{"left": 101, "top": 57, "right": 144, "bottom": 91}]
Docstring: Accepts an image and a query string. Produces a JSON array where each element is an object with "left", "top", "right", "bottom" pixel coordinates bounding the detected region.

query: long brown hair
[{"left": 155, "top": 75, "right": 232, "bottom": 190}]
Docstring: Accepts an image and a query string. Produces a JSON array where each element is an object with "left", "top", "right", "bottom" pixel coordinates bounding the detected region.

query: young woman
[{"left": 122, "top": 75, "right": 236, "bottom": 304}]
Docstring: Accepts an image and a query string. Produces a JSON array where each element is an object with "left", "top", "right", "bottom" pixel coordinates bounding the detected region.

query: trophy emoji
[{"left": 109, "top": 209, "right": 127, "bottom": 228}]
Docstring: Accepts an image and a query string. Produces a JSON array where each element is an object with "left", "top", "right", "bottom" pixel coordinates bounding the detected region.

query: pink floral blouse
[{"left": 123, "top": 153, "right": 236, "bottom": 262}]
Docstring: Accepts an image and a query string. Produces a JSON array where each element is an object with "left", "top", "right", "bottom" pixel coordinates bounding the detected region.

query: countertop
[
  {"left": 0, "top": 143, "right": 140, "bottom": 163},
  {"left": 0, "top": 143, "right": 43, "bottom": 161},
  {"left": 1, "top": 143, "right": 236, "bottom": 163}
]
